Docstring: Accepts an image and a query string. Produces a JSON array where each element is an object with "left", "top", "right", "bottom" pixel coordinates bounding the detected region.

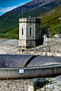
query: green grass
[
  {"left": 7, "top": 28, "right": 19, "bottom": 39},
  {"left": 0, "top": 33, "right": 19, "bottom": 39},
  {"left": 7, "top": 28, "right": 19, "bottom": 34},
  {"left": 49, "top": 80, "right": 53, "bottom": 84},
  {"left": 41, "top": 5, "right": 61, "bottom": 36},
  {"left": 0, "top": 28, "right": 19, "bottom": 39}
]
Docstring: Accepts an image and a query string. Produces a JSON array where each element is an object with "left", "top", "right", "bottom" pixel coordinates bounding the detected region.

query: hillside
[
  {"left": 41, "top": 5, "right": 61, "bottom": 36},
  {"left": 0, "top": 0, "right": 61, "bottom": 38}
]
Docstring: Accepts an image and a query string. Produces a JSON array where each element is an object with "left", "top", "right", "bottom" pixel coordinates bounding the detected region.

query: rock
[
  {"left": 41, "top": 75, "right": 61, "bottom": 91},
  {"left": 34, "top": 78, "right": 49, "bottom": 90},
  {"left": 54, "top": 34, "right": 59, "bottom": 38}
]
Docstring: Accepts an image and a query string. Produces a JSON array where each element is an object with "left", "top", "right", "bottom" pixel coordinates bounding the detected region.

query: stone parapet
[{"left": 19, "top": 18, "right": 41, "bottom": 23}]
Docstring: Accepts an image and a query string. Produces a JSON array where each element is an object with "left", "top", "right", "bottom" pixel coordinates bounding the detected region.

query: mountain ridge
[
  {"left": 1, "top": 0, "right": 61, "bottom": 17},
  {"left": 0, "top": 0, "right": 61, "bottom": 38}
]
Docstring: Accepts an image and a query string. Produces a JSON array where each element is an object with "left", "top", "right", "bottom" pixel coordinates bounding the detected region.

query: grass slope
[{"left": 41, "top": 5, "right": 61, "bottom": 36}]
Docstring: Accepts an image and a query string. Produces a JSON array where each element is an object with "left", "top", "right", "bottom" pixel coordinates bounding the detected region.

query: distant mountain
[{"left": 0, "top": 0, "right": 61, "bottom": 35}]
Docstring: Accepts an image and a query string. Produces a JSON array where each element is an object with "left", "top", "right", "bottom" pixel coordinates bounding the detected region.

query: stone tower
[{"left": 19, "top": 18, "right": 41, "bottom": 48}]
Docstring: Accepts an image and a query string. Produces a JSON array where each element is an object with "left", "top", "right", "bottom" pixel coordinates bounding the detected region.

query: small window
[
  {"left": 22, "top": 28, "right": 23, "bottom": 35},
  {"left": 30, "top": 27, "right": 31, "bottom": 36},
  {"left": 30, "top": 19, "right": 31, "bottom": 25}
]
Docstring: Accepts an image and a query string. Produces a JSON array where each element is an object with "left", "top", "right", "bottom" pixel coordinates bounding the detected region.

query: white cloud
[
  {"left": 0, "top": 2, "right": 25, "bottom": 14},
  {"left": 0, "top": 1, "right": 32, "bottom": 15},
  {"left": 0, "top": 6, "right": 18, "bottom": 13}
]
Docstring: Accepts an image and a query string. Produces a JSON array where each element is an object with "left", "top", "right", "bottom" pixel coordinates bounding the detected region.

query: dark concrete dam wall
[
  {"left": 0, "top": 65, "right": 61, "bottom": 79},
  {"left": 0, "top": 54, "right": 61, "bottom": 79}
]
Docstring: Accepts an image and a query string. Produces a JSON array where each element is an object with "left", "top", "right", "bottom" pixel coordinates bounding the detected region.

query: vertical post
[{"left": 22, "top": 6, "right": 23, "bottom": 18}]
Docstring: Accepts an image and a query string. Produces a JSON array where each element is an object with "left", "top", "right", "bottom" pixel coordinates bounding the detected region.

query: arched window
[
  {"left": 22, "top": 28, "right": 23, "bottom": 35},
  {"left": 30, "top": 27, "right": 31, "bottom": 36}
]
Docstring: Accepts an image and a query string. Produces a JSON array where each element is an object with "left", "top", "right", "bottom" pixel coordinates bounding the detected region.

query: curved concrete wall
[{"left": 0, "top": 65, "right": 61, "bottom": 79}]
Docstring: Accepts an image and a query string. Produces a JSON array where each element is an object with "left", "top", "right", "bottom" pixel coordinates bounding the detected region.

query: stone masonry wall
[
  {"left": 19, "top": 18, "right": 41, "bottom": 48},
  {"left": 0, "top": 79, "right": 34, "bottom": 91}
]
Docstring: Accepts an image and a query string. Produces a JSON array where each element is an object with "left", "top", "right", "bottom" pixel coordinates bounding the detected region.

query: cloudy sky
[{"left": 0, "top": 0, "right": 32, "bottom": 15}]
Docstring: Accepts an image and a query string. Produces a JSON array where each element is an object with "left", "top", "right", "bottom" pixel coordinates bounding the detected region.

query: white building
[{"left": 19, "top": 18, "right": 41, "bottom": 48}]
